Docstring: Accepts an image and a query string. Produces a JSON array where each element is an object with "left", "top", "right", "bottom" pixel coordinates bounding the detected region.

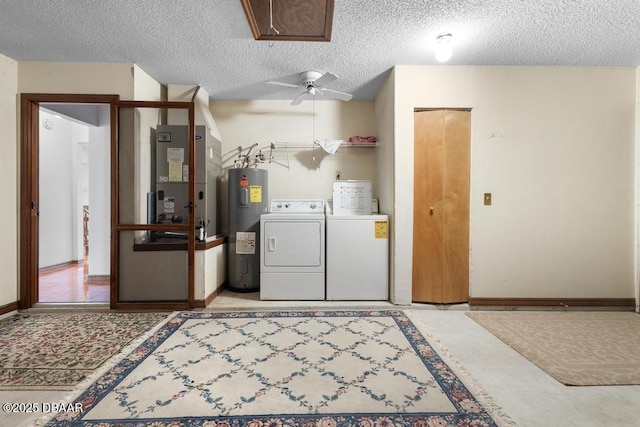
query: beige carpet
[{"left": 466, "top": 311, "right": 640, "bottom": 386}]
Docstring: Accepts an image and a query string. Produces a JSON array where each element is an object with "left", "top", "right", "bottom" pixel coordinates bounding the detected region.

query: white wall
[
  {"left": 194, "top": 244, "right": 226, "bottom": 301},
  {"left": 373, "top": 69, "right": 396, "bottom": 302},
  {"left": 210, "top": 100, "right": 377, "bottom": 232},
  {"left": 88, "top": 106, "right": 111, "bottom": 276},
  {"left": 38, "top": 111, "right": 82, "bottom": 268},
  {"left": 391, "top": 66, "right": 636, "bottom": 304},
  {"left": 71, "top": 127, "right": 88, "bottom": 262},
  {"left": 0, "top": 53, "right": 17, "bottom": 308},
  {"left": 636, "top": 67, "right": 640, "bottom": 311},
  {"left": 72, "top": 141, "right": 88, "bottom": 261}
]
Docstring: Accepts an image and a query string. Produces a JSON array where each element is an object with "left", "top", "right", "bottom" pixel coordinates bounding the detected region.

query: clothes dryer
[{"left": 260, "top": 200, "right": 325, "bottom": 300}]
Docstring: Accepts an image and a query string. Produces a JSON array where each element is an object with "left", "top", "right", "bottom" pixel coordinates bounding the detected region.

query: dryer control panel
[{"left": 269, "top": 199, "right": 324, "bottom": 213}]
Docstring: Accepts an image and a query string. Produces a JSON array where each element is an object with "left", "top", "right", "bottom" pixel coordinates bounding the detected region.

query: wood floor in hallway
[{"left": 38, "top": 260, "right": 109, "bottom": 303}]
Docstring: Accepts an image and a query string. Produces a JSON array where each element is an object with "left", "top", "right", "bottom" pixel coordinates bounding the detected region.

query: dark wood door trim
[
  {"left": 19, "top": 94, "right": 120, "bottom": 309},
  {"left": 111, "top": 101, "right": 196, "bottom": 310},
  {"left": 19, "top": 96, "right": 38, "bottom": 308}
]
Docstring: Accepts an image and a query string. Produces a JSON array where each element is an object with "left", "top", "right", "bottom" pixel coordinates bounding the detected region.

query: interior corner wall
[
  {"left": 394, "top": 65, "right": 636, "bottom": 303},
  {"left": 636, "top": 66, "right": 640, "bottom": 312},
  {"left": 0, "top": 53, "right": 18, "bottom": 308},
  {"left": 373, "top": 69, "right": 399, "bottom": 303},
  {"left": 133, "top": 65, "right": 163, "bottom": 102},
  {"left": 131, "top": 65, "right": 163, "bottom": 225}
]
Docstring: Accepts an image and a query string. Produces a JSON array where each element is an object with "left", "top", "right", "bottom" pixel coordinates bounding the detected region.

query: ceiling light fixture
[{"left": 435, "top": 33, "right": 453, "bottom": 63}]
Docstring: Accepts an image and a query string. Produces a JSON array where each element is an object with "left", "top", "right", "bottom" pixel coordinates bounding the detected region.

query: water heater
[{"left": 227, "top": 168, "right": 268, "bottom": 291}]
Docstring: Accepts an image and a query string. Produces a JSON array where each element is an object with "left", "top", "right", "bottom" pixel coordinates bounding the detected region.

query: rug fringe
[
  {"left": 404, "top": 310, "right": 517, "bottom": 427},
  {"left": 33, "top": 311, "right": 179, "bottom": 426}
]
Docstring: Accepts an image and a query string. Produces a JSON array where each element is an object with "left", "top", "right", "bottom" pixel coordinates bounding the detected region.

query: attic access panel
[{"left": 241, "top": 0, "right": 334, "bottom": 42}]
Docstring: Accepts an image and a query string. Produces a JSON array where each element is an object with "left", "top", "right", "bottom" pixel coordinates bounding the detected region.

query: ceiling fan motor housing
[{"left": 300, "top": 71, "right": 323, "bottom": 87}]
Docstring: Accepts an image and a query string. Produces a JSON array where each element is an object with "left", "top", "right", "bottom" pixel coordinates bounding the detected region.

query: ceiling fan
[{"left": 266, "top": 71, "right": 353, "bottom": 105}]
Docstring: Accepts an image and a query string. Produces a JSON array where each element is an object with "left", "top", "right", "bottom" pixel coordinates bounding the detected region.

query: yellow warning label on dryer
[
  {"left": 250, "top": 186, "right": 262, "bottom": 203},
  {"left": 374, "top": 220, "right": 388, "bottom": 238}
]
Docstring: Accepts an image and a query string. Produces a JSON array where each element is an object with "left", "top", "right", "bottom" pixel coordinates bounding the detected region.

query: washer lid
[
  {"left": 326, "top": 213, "right": 388, "bottom": 221},
  {"left": 261, "top": 213, "right": 325, "bottom": 220}
]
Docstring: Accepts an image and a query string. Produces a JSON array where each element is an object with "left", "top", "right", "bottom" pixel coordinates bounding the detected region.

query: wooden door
[{"left": 412, "top": 109, "right": 470, "bottom": 303}]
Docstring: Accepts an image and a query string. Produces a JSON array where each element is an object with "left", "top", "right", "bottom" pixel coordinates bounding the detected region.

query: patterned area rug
[
  {"left": 467, "top": 311, "right": 640, "bottom": 386},
  {"left": 0, "top": 312, "right": 169, "bottom": 390},
  {"left": 41, "top": 310, "right": 512, "bottom": 426}
]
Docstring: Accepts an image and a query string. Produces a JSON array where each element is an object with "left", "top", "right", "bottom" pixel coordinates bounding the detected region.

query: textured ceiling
[{"left": 0, "top": 0, "right": 638, "bottom": 101}]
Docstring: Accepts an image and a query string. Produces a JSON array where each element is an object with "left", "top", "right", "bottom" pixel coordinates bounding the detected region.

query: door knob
[{"left": 429, "top": 206, "right": 434, "bottom": 215}]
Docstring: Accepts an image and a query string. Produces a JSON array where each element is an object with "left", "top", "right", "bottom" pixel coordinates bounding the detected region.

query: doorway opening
[
  {"left": 37, "top": 104, "right": 111, "bottom": 303},
  {"left": 20, "top": 94, "right": 119, "bottom": 309}
]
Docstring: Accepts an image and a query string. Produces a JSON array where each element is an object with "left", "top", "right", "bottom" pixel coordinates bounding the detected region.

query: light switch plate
[{"left": 484, "top": 193, "right": 492, "bottom": 206}]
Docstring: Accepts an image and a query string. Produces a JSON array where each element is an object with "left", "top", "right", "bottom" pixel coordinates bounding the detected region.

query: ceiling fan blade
[
  {"left": 313, "top": 71, "right": 338, "bottom": 87},
  {"left": 322, "top": 88, "right": 353, "bottom": 102},
  {"left": 291, "top": 91, "right": 313, "bottom": 105},
  {"left": 265, "top": 80, "right": 299, "bottom": 88}
]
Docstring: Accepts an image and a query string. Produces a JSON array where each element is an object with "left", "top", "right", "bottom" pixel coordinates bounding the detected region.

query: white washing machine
[
  {"left": 260, "top": 199, "right": 325, "bottom": 300},
  {"left": 326, "top": 213, "right": 389, "bottom": 300}
]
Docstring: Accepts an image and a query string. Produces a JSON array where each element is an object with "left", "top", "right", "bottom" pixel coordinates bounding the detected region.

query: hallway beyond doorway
[{"left": 39, "top": 260, "right": 109, "bottom": 303}]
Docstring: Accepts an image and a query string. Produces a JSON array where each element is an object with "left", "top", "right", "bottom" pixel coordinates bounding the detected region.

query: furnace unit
[{"left": 153, "top": 125, "right": 221, "bottom": 239}]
